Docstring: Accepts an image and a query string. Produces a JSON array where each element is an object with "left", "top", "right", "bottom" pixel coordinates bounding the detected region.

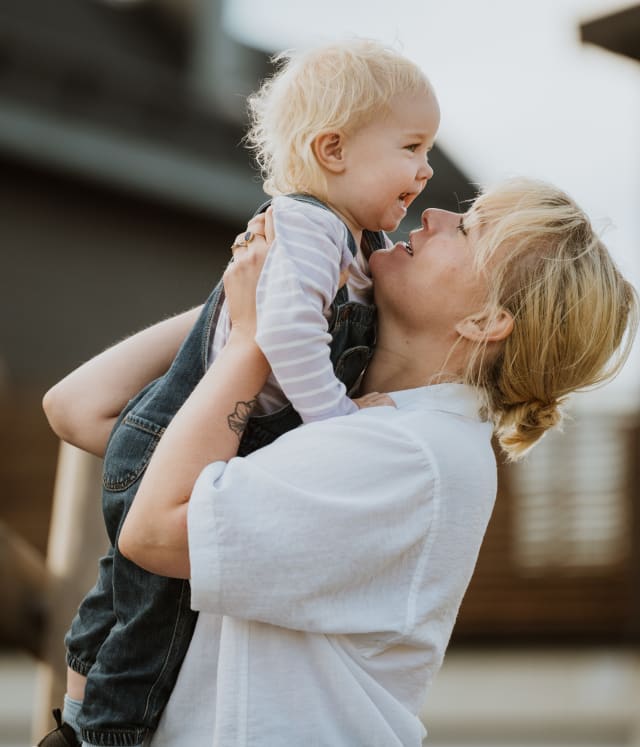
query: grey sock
[
  {"left": 63, "top": 693, "right": 144, "bottom": 747},
  {"left": 61, "top": 694, "right": 83, "bottom": 743}
]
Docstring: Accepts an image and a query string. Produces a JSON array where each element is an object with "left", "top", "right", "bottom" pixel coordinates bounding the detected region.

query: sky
[{"left": 225, "top": 0, "right": 640, "bottom": 411}]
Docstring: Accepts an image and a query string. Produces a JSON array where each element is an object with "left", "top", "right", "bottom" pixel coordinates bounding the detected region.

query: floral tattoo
[{"left": 227, "top": 397, "right": 258, "bottom": 438}]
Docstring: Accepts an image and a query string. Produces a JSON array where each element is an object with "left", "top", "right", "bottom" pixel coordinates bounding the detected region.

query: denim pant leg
[
  {"left": 65, "top": 547, "right": 117, "bottom": 675},
  {"left": 67, "top": 411, "right": 196, "bottom": 745},
  {"left": 64, "top": 384, "right": 157, "bottom": 677},
  {"left": 77, "top": 547, "right": 197, "bottom": 746}
]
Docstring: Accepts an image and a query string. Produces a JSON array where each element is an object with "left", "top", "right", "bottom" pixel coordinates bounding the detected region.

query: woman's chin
[{"left": 370, "top": 243, "right": 407, "bottom": 275}]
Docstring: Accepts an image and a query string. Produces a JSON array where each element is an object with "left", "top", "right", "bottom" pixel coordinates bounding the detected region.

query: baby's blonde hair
[
  {"left": 464, "top": 178, "right": 638, "bottom": 461},
  {"left": 245, "top": 38, "right": 434, "bottom": 197}
]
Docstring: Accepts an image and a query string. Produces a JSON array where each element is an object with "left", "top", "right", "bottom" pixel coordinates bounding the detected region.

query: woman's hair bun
[
  {"left": 519, "top": 399, "right": 562, "bottom": 432},
  {"left": 496, "top": 398, "right": 564, "bottom": 459}
]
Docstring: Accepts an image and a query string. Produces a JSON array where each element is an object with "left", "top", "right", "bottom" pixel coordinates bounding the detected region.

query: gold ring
[{"left": 230, "top": 230, "right": 255, "bottom": 251}]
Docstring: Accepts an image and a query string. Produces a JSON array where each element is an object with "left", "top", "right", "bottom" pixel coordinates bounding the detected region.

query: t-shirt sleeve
[
  {"left": 187, "top": 410, "right": 436, "bottom": 636},
  {"left": 254, "top": 198, "right": 358, "bottom": 422}
]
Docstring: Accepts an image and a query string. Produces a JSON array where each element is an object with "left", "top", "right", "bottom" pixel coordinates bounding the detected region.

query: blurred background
[{"left": 1, "top": 0, "right": 639, "bottom": 745}]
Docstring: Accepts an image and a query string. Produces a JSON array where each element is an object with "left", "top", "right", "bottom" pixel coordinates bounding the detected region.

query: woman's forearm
[
  {"left": 120, "top": 213, "right": 273, "bottom": 577},
  {"left": 118, "top": 331, "right": 270, "bottom": 578},
  {"left": 42, "top": 307, "right": 202, "bottom": 457}
]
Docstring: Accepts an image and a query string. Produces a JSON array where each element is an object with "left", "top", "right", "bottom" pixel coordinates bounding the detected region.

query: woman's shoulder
[{"left": 387, "top": 386, "right": 497, "bottom": 490}]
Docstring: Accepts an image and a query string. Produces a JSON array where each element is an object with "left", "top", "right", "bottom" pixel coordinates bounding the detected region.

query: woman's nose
[{"left": 421, "top": 209, "right": 458, "bottom": 232}]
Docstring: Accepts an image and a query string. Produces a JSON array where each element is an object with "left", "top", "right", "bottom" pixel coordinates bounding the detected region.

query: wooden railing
[
  {"left": 30, "top": 444, "right": 105, "bottom": 741},
  {"left": 455, "top": 412, "right": 640, "bottom": 642}
]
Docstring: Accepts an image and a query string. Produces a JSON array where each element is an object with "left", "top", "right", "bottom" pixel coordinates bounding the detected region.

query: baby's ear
[
  {"left": 312, "top": 131, "right": 346, "bottom": 173},
  {"left": 455, "top": 309, "right": 514, "bottom": 342}
]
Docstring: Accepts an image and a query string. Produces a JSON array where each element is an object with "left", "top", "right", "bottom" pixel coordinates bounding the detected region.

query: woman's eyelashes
[{"left": 457, "top": 217, "right": 468, "bottom": 237}]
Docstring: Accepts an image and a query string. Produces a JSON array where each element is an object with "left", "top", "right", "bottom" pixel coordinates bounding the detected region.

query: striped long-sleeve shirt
[{"left": 209, "top": 195, "right": 376, "bottom": 422}]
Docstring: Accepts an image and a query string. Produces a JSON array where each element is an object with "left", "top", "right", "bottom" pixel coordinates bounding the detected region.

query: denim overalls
[{"left": 65, "top": 195, "right": 383, "bottom": 746}]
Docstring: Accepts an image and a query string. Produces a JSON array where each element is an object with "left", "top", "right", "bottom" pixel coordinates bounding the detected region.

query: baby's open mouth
[{"left": 398, "top": 192, "right": 411, "bottom": 208}]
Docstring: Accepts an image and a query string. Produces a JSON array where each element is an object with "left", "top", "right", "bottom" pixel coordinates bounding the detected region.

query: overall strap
[
  {"left": 362, "top": 228, "right": 387, "bottom": 253},
  {"left": 252, "top": 193, "right": 386, "bottom": 260},
  {"left": 253, "top": 194, "right": 384, "bottom": 307}
]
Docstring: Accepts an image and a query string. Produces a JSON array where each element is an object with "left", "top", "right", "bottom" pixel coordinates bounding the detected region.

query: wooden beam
[{"left": 31, "top": 443, "right": 105, "bottom": 741}]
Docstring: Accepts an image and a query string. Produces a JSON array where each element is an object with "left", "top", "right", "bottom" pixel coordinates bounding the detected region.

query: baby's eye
[
  {"left": 405, "top": 143, "right": 419, "bottom": 152},
  {"left": 457, "top": 218, "right": 468, "bottom": 236}
]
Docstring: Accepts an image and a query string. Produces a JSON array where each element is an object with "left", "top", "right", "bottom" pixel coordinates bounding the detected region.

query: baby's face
[{"left": 334, "top": 88, "right": 440, "bottom": 235}]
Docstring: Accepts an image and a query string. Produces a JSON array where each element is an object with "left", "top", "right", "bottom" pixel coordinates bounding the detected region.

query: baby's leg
[
  {"left": 65, "top": 547, "right": 116, "bottom": 678},
  {"left": 75, "top": 546, "right": 198, "bottom": 746},
  {"left": 67, "top": 667, "right": 86, "bottom": 700},
  {"left": 42, "top": 548, "right": 117, "bottom": 745}
]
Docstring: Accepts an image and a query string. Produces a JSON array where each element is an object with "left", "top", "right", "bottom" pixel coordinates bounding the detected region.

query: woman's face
[{"left": 370, "top": 208, "right": 490, "bottom": 336}]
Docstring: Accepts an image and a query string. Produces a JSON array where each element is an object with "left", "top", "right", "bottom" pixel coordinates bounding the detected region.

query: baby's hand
[
  {"left": 353, "top": 392, "right": 396, "bottom": 409},
  {"left": 338, "top": 267, "right": 350, "bottom": 288}
]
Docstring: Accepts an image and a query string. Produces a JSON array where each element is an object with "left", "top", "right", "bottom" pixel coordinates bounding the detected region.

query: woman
[{"left": 47, "top": 179, "right": 638, "bottom": 746}]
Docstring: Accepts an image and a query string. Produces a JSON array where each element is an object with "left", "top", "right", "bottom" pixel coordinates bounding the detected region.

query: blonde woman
[
  {"left": 45, "top": 179, "right": 637, "bottom": 746},
  {"left": 38, "top": 38, "right": 439, "bottom": 747}
]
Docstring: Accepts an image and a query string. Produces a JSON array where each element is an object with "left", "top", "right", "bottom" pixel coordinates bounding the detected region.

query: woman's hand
[{"left": 223, "top": 209, "right": 274, "bottom": 339}]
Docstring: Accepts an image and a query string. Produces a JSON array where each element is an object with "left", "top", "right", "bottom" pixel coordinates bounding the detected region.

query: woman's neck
[
  {"left": 361, "top": 326, "right": 465, "bottom": 395},
  {"left": 360, "top": 344, "right": 422, "bottom": 394}
]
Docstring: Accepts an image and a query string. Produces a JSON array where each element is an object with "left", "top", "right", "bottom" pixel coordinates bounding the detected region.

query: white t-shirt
[
  {"left": 148, "top": 383, "right": 497, "bottom": 747},
  {"left": 210, "top": 196, "right": 377, "bottom": 421}
]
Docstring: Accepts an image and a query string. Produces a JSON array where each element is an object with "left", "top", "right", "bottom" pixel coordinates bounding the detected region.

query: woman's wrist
[
  {"left": 120, "top": 323, "right": 271, "bottom": 578},
  {"left": 226, "top": 328, "right": 268, "bottom": 370}
]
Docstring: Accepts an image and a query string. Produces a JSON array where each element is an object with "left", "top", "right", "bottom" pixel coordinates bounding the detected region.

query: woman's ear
[
  {"left": 455, "top": 309, "right": 514, "bottom": 342},
  {"left": 312, "top": 131, "right": 346, "bottom": 174}
]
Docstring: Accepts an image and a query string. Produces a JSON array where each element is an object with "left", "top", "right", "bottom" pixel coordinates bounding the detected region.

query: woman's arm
[
  {"left": 42, "top": 306, "right": 202, "bottom": 457},
  {"left": 119, "top": 217, "right": 272, "bottom": 578},
  {"left": 119, "top": 332, "right": 270, "bottom": 578}
]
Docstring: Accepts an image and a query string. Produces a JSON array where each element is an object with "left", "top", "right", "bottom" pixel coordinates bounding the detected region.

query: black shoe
[{"left": 35, "top": 709, "right": 81, "bottom": 747}]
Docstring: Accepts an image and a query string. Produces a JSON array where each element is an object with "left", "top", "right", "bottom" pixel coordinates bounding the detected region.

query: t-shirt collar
[{"left": 389, "top": 383, "right": 484, "bottom": 421}]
